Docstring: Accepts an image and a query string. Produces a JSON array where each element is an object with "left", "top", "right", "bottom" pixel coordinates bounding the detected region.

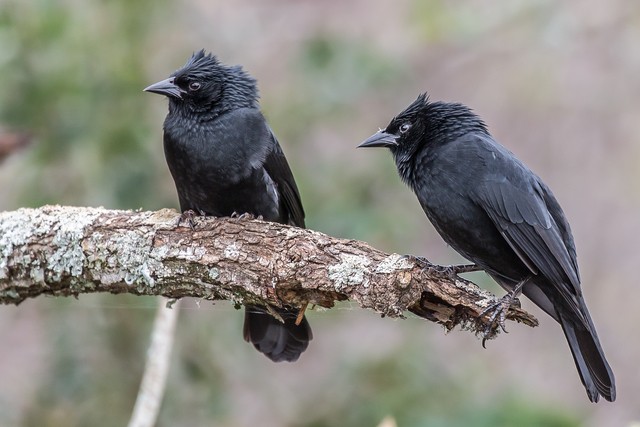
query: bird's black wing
[
  {"left": 263, "top": 129, "right": 306, "bottom": 228},
  {"left": 468, "top": 140, "right": 585, "bottom": 322}
]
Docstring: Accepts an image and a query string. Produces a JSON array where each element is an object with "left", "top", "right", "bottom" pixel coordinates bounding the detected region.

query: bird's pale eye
[
  {"left": 188, "top": 81, "right": 201, "bottom": 91},
  {"left": 399, "top": 123, "right": 412, "bottom": 134}
]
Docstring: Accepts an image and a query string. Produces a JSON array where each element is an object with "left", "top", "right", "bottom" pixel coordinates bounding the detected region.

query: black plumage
[
  {"left": 145, "top": 50, "right": 311, "bottom": 362},
  {"left": 359, "top": 94, "right": 615, "bottom": 402}
]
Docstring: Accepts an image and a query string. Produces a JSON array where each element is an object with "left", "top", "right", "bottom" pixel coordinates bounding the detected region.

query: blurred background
[{"left": 1, "top": 0, "right": 639, "bottom": 426}]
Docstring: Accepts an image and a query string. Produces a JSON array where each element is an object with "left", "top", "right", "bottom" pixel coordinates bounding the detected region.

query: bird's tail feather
[
  {"left": 243, "top": 305, "right": 312, "bottom": 362},
  {"left": 559, "top": 312, "right": 615, "bottom": 402}
]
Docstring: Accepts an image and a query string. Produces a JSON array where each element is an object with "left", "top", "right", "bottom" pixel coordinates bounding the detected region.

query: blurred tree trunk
[
  {"left": 0, "top": 205, "right": 537, "bottom": 338},
  {"left": 128, "top": 298, "right": 179, "bottom": 427}
]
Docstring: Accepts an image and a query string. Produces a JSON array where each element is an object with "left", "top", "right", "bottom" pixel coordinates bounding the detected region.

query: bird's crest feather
[
  {"left": 173, "top": 49, "right": 221, "bottom": 78},
  {"left": 394, "top": 93, "right": 430, "bottom": 121}
]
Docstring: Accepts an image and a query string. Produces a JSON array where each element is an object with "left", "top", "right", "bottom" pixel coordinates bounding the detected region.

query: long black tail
[
  {"left": 520, "top": 280, "right": 615, "bottom": 402},
  {"left": 243, "top": 305, "right": 312, "bottom": 362},
  {"left": 558, "top": 312, "right": 615, "bottom": 402}
]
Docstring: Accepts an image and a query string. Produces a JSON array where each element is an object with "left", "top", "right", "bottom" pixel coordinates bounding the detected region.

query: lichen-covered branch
[{"left": 0, "top": 205, "right": 537, "bottom": 339}]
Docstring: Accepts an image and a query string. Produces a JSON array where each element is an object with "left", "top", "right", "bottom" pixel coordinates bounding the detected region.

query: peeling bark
[{"left": 0, "top": 205, "right": 537, "bottom": 340}]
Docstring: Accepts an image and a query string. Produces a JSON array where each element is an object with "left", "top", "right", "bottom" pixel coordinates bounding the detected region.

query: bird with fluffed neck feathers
[
  {"left": 359, "top": 93, "right": 615, "bottom": 402},
  {"left": 145, "top": 50, "right": 312, "bottom": 362}
]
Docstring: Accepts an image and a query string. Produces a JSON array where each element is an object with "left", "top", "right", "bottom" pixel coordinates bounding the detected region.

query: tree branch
[{"left": 0, "top": 205, "right": 537, "bottom": 340}]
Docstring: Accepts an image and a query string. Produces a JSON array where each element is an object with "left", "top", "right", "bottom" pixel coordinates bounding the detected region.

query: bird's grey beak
[
  {"left": 144, "top": 77, "right": 182, "bottom": 99},
  {"left": 357, "top": 131, "right": 399, "bottom": 148}
]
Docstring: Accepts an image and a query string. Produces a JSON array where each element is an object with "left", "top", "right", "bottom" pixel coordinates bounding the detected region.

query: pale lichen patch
[
  {"left": 42, "top": 207, "right": 102, "bottom": 280},
  {"left": 139, "top": 263, "right": 155, "bottom": 287},
  {"left": 283, "top": 227, "right": 303, "bottom": 239},
  {"left": 328, "top": 254, "right": 371, "bottom": 290},
  {"left": 452, "top": 278, "right": 495, "bottom": 302},
  {"left": 3, "top": 288, "right": 20, "bottom": 300},
  {"left": 150, "top": 244, "right": 169, "bottom": 262},
  {"left": 30, "top": 266, "right": 45, "bottom": 284},
  {"left": 144, "top": 208, "right": 179, "bottom": 226},
  {"left": 167, "top": 240, "right": 207, "bottom": 260},
  {"left": 208, "top": 267, "right": 220, "bottom": 280},
  {"left": 374, "top": 254, "right": 412, "bottom": 273},
  {"left": 86, "top": 229, "right": 159, "bottom": 289},
  {"left": 224, "top": 243, "right": 240, "bottom": 260},
  {"left": 0, "top": 206, "right": 102, "bottom": 281},
  {"left": 0, "top": 209, "right": 38, "bottom": 278},
  {"left": 475, "top": 296, "right": 495, "bottom": 309}
]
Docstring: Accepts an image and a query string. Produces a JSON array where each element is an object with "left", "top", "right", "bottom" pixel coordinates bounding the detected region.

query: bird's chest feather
[
  {"left": 164, "top": 118, "right": 246, "bottom": 182},
  {"left": 162, "top": 111, "right": 278, "bottom": 218},
  {"left": 409, "top": 145, "right": 508, "bottom": 261}
]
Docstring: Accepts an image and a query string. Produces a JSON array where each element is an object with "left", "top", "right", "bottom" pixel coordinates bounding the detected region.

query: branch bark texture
[{"left": 0, "top": 205, "right": 537, "bottom": 339}]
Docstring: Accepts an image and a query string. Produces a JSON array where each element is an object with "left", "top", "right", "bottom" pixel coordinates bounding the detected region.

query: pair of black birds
[{"left": 145, "top": 50, "right": 615, "bottom": 402}]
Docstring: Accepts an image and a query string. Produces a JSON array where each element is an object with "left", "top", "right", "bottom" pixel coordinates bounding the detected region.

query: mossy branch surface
[{"left": 0, "top": 205, "right": 537, "bottom": 340}]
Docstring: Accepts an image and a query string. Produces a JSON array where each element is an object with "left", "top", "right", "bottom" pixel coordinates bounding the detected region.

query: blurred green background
[{"left": 1, "top": 0, "right": 639, "bottom": 426}]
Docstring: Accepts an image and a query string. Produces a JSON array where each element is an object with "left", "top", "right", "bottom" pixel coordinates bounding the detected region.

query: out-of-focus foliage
[
  {"left": 0, "top": 0, "right": 171, "bottom": 210},
  {"left": 1, "top": 0, "right": 639, "bottom": 426},
  {"left": 19, "top": 296, "right": 156, "bottom": 427},
  {"left": 263, "top": 33, "right": 410, "bottom": 243}
]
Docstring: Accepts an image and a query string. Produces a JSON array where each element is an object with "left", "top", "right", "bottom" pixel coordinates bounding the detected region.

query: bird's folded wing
[
  {"left": 263, "top": 130, "right": 306, "bottom": 228},
  {"left": 473, "top": 178, "right": 586, "bottom": 322}
]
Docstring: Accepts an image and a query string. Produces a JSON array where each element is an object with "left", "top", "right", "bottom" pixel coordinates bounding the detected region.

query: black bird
[
  {"left": 358, "top": 94, "right": 615, "bottom": 402},
  {"left": 145, "top": 50, "right": 312, "bottom": 362}
]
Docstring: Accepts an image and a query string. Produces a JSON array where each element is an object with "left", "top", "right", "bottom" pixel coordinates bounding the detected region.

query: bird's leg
[
  {"left": 408, "top": 255, "right": 482, "bottom": 279},
  {"left": 397, "top": 256, "right": 481, "bottom": 308},
  {"left": 480, "top": 276, "right": 530, "bottom": 348}
]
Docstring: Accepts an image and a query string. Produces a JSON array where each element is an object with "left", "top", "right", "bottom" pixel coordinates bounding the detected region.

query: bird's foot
[
  {"left": 177, "top": 210, "right": 198, "bottom": 229},
  {"left": 479, "top": 276, "right": 529, "bottom": 347},
  {"left": 479, "top": 292, "right": 521, "bottom": 348},
  {"left": 407, "top": 255, "right": 481, "bottom": 279},
  {"left": 231, "top": 211, "right": 256, "bottom": 220}
]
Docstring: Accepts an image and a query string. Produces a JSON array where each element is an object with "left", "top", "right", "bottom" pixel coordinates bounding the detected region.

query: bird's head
[
  {"left": 358, "top": 93, "right": 487, "bottom": 158},
  {"left": 358, "top": 93, "right": 431, "bottom": 157},
  {"left": 144, "top": 50, "right": 258, "bottom": 113}
]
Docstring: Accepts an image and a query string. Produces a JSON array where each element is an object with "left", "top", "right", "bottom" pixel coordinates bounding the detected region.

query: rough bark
[{"left": 0, "top": 205, "right": 537, "bottom": 339}]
